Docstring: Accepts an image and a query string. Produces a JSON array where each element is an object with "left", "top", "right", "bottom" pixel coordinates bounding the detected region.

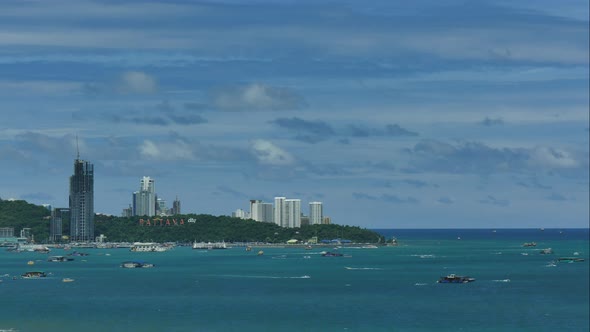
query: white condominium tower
[
  {"left": 309, "top": 202, "right": 323, "bottom": 225},
  {"left": 133, "top": 176, "right": 156, "bottom": 217},
  {"left": 274, "top": 197, "right": 286, "bottom": 227},
  {"left": 285, "top": 199, "right": 301, "bottom": 228}
]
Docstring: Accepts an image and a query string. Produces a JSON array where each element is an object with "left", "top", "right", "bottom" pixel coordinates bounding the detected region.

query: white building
[
  {"left": 250, "top": 200, "right": 274, "bottom": 223},
  {"left": 274, "top": 197, "right": 286, "bottom": 227},
  {"left": 232, "top": 208, "right": 250, "bottom": 219},
  {"left": 309, "top": 202, "right": 323, "bottom": 225},
  {"left": 285, "top": 199, "right": 301, "bottom": 228},
  {"left": 134, "top": 176, "right": 156, "bottom": 217}
]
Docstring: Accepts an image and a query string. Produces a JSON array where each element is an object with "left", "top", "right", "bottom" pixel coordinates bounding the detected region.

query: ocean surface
[{"left": 1, "top": 228, "right": 588, "bottom": 332}]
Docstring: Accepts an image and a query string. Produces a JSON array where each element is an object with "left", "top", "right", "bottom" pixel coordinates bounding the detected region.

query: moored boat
[
  {"left": 437, "top": 274, "right": 475, "bottom": 283},
  {"left": 192, "top": 241, "right": 227, "bottom": 250},
  {"left": 130, "top": 242, "right": 171, "bottom": 252}
]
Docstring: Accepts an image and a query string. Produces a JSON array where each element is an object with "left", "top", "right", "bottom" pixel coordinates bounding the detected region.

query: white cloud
[
  {"left": 119, "top": 71, "right": 157, "bottom": 94},
  {"left": 528, "top": 146, "right": 579, "bottom": 168},
  {"left": 139, "top": 139, "right": 194, "bottom": 160},
  {"left": 251, "top": 139, "right": 294, "bottom": 165},
  {"left": 212, "top": 83, "right": 305, "bottom": 111}
]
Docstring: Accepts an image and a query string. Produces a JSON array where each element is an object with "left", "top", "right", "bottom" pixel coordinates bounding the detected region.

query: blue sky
[{"left": 0, "top": 0, "right": 588, "bottom": 228}]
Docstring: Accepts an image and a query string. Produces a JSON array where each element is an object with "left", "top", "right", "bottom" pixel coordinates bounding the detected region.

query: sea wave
[{"left": 492, "top": 279, "right": 511, "bottom": 283}]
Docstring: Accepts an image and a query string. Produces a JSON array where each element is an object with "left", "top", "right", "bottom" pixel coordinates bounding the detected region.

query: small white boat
[{"left": 62, "top": 278, "right": 75, "bottom": 283}]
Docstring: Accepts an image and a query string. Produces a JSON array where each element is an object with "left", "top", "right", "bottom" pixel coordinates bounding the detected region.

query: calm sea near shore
[{"left": 1, "top": 228, "right": 588, "bottom": 332}]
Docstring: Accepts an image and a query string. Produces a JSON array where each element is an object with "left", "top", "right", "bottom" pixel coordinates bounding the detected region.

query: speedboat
[
  {"left": 540, "top": 248, "right": 553, "bottom": 254},
  {"left": 120, "top": 261, "right": 155, "bottom": 268},
  {"left": 522, "top": 242, "right": 537, "bottom": 247},
  {"left": 437, "top": 274, "right": 475, "bottom": 283},
  {"left": 48, "top": 256, "right": 74, "bottom": 262},
  {"left": 557, "top": 257, "right": 585, "bottom": 263},
  {"left": 22, "top": 271, "right": 47, "bottom": 279}
]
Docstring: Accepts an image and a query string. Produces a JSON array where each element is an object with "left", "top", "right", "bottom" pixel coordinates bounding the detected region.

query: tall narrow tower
[{"left": 69, "top": 150, "right": 94, "bottom": 242}]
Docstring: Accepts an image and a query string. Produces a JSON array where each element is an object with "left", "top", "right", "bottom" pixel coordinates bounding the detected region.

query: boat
[
  {"left": 22, "top": 271, "right": 47, "bottom": 279},
  {"left": 48, "top": 256, "right": 74, "bottom": 262},
  {"left": 257, "top": 250, "right": 264, "bottom": 256},
  {"left": 62, "top": 278, "right": 75, "bottom": 282},
  {"left": 321, "top": 251, "right": 344, "bottom": 257},
  {"left": 68, "top": 251, "right": 90, "bottom": 256},
  {"left": 130, "top": 242, "right": 171, "bottom": 252},
  {"left": 437, "top": 274, "right": 475, "bottom": 283},
  {"left": 522, "top": 242, "right": 537, "bottom": 247},
  {"left": 540, "top": 248, "right": 553, "bottom": 255},
  {"left": 192, "top": 241, "right": 227, "bottom": 250},
  {"left": 120, "top": 261, "right": 155, "bottom": 268},
  {"left": 362, "top": 245, "right": 378, "bottom": 249},
  {"left": 245, "top": 246, "right": 252, "bottom": 252},
  {"left": 27, "top": 260, "right": 35, "bottom": 265},
  {"left": 557, "top": 257, "right": 585, "bottom": 263}
]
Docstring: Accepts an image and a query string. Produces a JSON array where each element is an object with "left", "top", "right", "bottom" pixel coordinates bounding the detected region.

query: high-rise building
[
  {"left": 133, "top": 176, "right": 156, "bottom": 216},
  {"left": 122, "top": 205, "right": 133, "bottom": 217},
  {"left": 51, "top": 208, "right": 70, "bottom": 242},
  {"left": 285, "top": 199, "right": 301, "bottom": 228},
  {"left": 69, "top": 157, "right": 94, "bottom": 242},
  {"left": 156, "top": 197, "right": 167, "bottom": 216},
  {"left": 274, "top": 197, "right": 286, "bottom": 227},
  {"left": 172, "top": 196, "right": 181, "bottom": 215},
  {"left": 250, "top": 200, "right": 273, "bottom": 223},
  {"left": 309, "top": 202, "right": 323, "bottom": 225}
]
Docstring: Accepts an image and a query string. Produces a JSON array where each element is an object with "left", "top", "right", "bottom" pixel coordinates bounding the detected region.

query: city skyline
[{"left": 0, "top": 0, "right": 588, "bottom": 228}]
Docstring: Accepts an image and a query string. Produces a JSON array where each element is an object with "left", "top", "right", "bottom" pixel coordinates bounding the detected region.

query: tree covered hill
[
  {"left": 0, "top": 198, "right": 51, "bottom": 240},
  {"left": 0, "top": 198, "right": 384, "bottom": 244},
  {"left": 95, "top": 214, "right": 384, "bottom": 244}
]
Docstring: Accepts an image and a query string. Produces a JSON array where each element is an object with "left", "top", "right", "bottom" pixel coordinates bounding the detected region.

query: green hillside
[
  {"left": 0, "top": 198, "right": 384, "bottom": 244},
  {"left": 0, "top": 198, "right": 51, "bottom": 240}
]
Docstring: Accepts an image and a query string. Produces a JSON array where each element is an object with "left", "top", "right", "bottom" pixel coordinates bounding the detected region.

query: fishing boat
[{"left": 437, "top": 274, "right": 475, "bottom": 283}]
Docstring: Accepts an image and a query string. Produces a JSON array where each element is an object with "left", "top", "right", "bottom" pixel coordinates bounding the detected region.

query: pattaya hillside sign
[{"left": 139, "top": 218, "right": 197, "bottom": 226}]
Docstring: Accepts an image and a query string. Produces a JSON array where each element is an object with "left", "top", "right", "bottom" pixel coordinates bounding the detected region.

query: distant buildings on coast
[
  {"left": 232, "top": 198, "right": 331, "bottom": 228},
  {"left": 122, "top": 176, "right": 181, "bottom": 218}
]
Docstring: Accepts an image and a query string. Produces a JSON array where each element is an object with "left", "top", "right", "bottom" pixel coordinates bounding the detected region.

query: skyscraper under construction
[{"left": 69, "top": 154, "right": 94, "bottom": 242}]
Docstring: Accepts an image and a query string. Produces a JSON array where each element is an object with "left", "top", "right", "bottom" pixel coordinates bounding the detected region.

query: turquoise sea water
[{"left": 1, "top": 229, "right": 588, "bottom": 332}]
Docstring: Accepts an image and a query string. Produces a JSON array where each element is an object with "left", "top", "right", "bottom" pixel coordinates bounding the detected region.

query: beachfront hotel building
[
  {"left": 309, "top": 202, "right": 323, "bottom": 225},
  {"left": 133, "top": 176, "right": 156, "bottom": 217},
  {"left": 69, "top": 157, "right": 94, "bottom": 242}
]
